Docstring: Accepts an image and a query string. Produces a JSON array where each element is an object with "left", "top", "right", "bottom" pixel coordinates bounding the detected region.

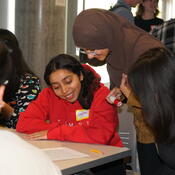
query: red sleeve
[
  {"left": 47, "top": 85, "right": 122, "bottom": 146},
  {"left": 16, "top": 88, "right": 58, "bottom": 134}
]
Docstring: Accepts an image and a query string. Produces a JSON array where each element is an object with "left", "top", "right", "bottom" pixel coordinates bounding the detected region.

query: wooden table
[
  {"left": 0, "top": 127, "right": 131, "bottom": 175},
  {"left": 28, "top": 139, "right": 131, "bottom": 175}
]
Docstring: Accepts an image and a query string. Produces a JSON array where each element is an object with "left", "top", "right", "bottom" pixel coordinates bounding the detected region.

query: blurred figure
[
  {"left": 0, "top": 29, "right": 41, "bottom": 128},
  {"left": 150, "top": 18, "right": 175, "bottom": 54},
  {"left": 134, "top": 0, "right": 163, "bottom": 32},
  {"left": 109, "top": 0, "right": 142, "bottom": 23},
  {"left": 0, "top": 130, "right": 62, "bottom": 175}
]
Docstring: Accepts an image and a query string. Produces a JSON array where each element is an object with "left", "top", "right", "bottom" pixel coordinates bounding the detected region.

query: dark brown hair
[
  {"left": 128, "top": 48, "right": 175, "bottom": 144},
  {"left": 44, "top": 54, "right": 101, "bottom": 109},
  {"left": 136, "top": 0, "right": 160, "bottom": 17}
]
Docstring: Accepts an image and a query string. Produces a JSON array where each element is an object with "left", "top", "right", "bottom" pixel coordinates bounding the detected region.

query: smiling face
[{"left": 49, "top": 69, "right": 83, "bottom": 103}]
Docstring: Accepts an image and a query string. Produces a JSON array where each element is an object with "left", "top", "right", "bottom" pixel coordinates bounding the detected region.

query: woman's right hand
[
  {"left": 106, "top": 87, "right": 122, "bottom": 104},
  {"left": 106, "top": 73, "right": 132, "bottom": 104}
]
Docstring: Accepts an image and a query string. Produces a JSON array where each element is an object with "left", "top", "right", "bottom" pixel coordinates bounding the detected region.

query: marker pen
[{"left": 90, "top": 149, "right": 104, "bottom": 154}]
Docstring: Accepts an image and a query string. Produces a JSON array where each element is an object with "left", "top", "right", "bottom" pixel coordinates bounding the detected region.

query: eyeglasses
[{"left": 80, "top": 49, "right": 98, "bottom": 56}]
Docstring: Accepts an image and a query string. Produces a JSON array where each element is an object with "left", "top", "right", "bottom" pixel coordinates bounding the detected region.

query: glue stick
[{"left": 109, "top": 96, "right": 122, "bottom": 107}]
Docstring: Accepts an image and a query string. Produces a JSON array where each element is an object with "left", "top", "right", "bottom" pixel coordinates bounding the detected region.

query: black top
[
  {"left": 155, "top": 143, "right": 175, "bottom": 175},
  {"left": 134, "top": 16, "right": 164, "bottom": 32}
]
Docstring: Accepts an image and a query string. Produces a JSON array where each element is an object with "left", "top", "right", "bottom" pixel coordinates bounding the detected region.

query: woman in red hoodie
[
  {"left": 16, "top": 54, "right": 122, "bottom": 146},
  {"left": 16, "top": 54, "right": 125, "bottom": 175}
]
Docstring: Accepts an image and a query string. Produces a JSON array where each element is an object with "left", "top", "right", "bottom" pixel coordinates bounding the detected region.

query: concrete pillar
[
  {"left": 15, "top": 0, "right": 66, "bottom": 87},
  {"left": 0, "top": 0, "right": 8, "bottom": 28}
]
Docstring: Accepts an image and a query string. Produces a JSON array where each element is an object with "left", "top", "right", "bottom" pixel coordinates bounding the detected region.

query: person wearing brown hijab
[
  {"left": 73, "top": 8, "right": 164, "bottom": 89},
  {"left": 73, "top": 8, "right": 165, "bottom": 175}
]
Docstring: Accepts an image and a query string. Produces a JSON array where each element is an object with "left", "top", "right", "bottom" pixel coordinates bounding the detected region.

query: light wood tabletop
[{"left": 0, "top": 127, "right": 131, "bottom": 175}]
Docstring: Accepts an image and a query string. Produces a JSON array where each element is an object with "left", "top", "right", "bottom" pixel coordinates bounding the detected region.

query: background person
[
  {"left": 134, "top": 0, "right": 163, "bottom": 32},
  {"left": 150, "top": 18, "right": 175, "bottom": 54},
  {"left": 109, "top": 0, "right": 142, "bottom": 24},
  {"left": 0, "top": 29, "right": 41, "bottom": 128}
]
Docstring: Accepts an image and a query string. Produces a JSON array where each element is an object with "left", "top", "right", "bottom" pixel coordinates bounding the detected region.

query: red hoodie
[{"left": 16, "top": 66, "right": 123, "bottom": 147}]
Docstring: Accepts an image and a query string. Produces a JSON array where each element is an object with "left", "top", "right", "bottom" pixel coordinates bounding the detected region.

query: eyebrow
[{"left": 50, "top": 75, "right": 72, "bottom": 85}]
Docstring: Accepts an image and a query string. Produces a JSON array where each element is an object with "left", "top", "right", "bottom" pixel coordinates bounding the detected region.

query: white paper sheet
[{"left": 42, "top": 147, "right": 89, "bottom": 161}]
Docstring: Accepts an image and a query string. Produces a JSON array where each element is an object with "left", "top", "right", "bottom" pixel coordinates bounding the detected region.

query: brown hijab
[
  {"left": 73, "top": 8, "right": 125, "bottom": 50},
  {"left": 73, "top": 8, "right": 164, "bottom": 87}
]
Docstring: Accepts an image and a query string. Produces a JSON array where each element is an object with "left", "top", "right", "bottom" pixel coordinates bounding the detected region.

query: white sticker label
[{"left": 76, "top": 109, "right": 89, "bottom": 121}]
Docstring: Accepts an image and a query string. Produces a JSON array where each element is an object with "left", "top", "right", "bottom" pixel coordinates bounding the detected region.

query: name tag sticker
[{"left": 76, "top": 109, "right": 89, "bottom": 121}]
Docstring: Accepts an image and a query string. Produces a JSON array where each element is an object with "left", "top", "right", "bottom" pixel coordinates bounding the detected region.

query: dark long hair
[
  {"left": 128, "top": 48, "right": 175, "bottom": 144},
  {"left": 0, "top": 42, "right": 12, "bottom": 85},
  {"left": 136, "top": 0, "right": 160, "bottom": 18},
  {"left": 0, "top": 29, "right": 34, "bottom": 102},
  {"left": 44, "top": 54, "right": 101, "bottom": 109}
]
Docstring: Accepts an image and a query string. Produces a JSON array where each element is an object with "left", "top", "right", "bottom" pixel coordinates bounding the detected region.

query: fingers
[
  {"left": 120, "top": 73, "right": 131, "bottom": 98},
  {"left": 23, "top": 134, "right": 40, "bottom": 140},
  {"left": 23, "top": 131, "right": 48, "bottom": 141},
  {"left": 0, "top": 86, "right": 5, "bottom": 111},
  {"left": 106, "top": 87, "right": 122, "bottom": 104},
  {"left": 120, "top": 73, "right": 127, "bottom": 89},
  {"left": 0, "top": 85, "right": 5, "bottom": 101},
  {"left": 106, "top": 73, "right": 131, "bottom": 104}
]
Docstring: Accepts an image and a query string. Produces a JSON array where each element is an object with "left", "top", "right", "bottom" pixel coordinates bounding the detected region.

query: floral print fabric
[{"left": 5, "top": 73, "right": 41, "bottom": 128}]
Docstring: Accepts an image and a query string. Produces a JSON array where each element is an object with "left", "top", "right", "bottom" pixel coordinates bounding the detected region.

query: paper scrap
[{"left": 42, "top": 147, "right": 89, "bottom": 161}]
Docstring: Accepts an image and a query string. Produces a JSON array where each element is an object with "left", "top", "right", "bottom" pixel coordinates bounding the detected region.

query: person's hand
[
  {"left": 0, "top": 86, "right": 14, "bottom": 117},
  {"left": 120, "top": 73, "right": 131, "bottom": 98},
  {"left": 106, "top": 87, "right": 122, "bottom": 104},
  {"left": 23, "top": 130, "right": 48, "bottom": 140},
  {"left": 0, "top": 85, "right": 5, "bottom": 111}
]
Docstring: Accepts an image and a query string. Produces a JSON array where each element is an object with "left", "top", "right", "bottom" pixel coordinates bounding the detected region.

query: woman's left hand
[
  {"left": 120, "top": 73, "right": 131, "bottom": 98},
  {"left": 24, "top": 130, "right": 48, "bottom": 140}
]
